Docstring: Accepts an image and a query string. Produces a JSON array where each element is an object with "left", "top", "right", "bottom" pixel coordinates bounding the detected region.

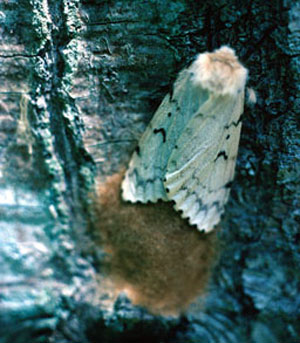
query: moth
[{"left": 121, "top": 46, "right": 249, "bottom": 233}]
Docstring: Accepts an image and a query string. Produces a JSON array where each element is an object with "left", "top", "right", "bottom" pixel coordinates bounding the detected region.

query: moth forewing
[{"left": 122, "top": 68, "right": 207, "bottom": 203}]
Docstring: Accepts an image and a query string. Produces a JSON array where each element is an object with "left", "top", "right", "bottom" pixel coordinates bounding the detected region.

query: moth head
[{"left": 191, "top": 46, "right": 248, "bottom": 97}]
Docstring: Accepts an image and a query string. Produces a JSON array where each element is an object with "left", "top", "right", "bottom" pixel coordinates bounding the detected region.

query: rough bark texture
[{"left": 0, "top": 0, "right": 299, "bottom": 342}]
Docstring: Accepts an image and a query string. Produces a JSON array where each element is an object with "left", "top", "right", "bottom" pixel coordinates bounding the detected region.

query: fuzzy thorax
[{"left": 191, "top": 46, "right": 248, "bottom": 96}]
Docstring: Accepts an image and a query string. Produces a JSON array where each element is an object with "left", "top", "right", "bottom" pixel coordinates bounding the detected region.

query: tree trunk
[{"left": 0, "top": 0, "right": 299, "bottom": 342}]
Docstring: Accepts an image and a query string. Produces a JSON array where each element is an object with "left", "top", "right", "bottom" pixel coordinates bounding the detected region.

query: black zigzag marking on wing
[
  {"left": 126, "top": 168, "right": 166, "bottom": 202},
  {"left": 128, "top": 168, "right": 164, "bottom": 187},
  {"left": 153, "top": 128, "right": 166, "bottom": 142},
  {"left": 224, "top": 181, "right": 233, "bottom": 188},
  {"left": 180, "top": 190, "right": 224, "bottom": 215},
  {"left": 224, "top": 114, "right": 243, "bottom": 129},
  {"left": 135, "top": 145, "right": 141, "bottom": 156},
  {"left": 214, "top": 150, "right": 228, "bottom": 162}
]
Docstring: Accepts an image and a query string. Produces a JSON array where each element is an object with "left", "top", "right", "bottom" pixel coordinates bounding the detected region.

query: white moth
[{"left": 121, "top": 46, "right": 248, "bottom": 233}]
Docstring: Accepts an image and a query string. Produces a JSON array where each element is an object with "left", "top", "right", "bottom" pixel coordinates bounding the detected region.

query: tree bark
[{"left": 0, "top": 0, "right": 299, "bottom": 342}]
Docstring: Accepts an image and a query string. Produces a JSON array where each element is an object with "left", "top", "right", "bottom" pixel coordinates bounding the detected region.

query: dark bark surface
[{"left": 0, "top": 0, "right": 299, "bottom": 342}]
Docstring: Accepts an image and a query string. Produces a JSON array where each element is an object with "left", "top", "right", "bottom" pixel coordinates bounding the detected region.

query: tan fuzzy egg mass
[
  {"left": 94, "top": 171, "right": 219, "bottom": 316},
  {"left": 191, "top": 46, "right": 248, "bottom": 96}
]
